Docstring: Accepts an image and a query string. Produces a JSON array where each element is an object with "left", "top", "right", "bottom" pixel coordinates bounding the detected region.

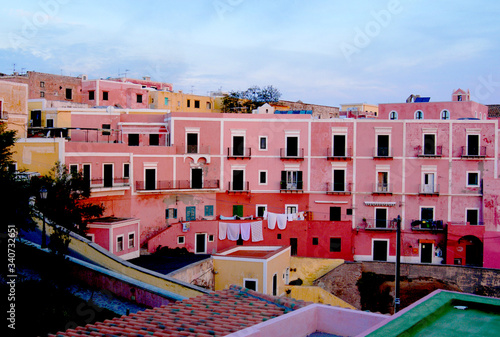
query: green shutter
[{"left": 233, "top": 205, "right": 243, "bottom": 217}]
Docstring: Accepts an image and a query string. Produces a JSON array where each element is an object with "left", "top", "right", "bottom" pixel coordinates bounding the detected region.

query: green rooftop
[{"left": 368, "top": 291, "right": 500, "bottom": 337}]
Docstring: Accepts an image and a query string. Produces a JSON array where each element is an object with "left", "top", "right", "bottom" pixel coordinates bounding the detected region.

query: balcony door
[
  {"left": 191, "top": 168, "right": 203, "bottom": 189},
  {"left": 467, "top": 134, "right": 479, "bottom": 156},
  {"left": 377, "top": 172, "right": 388, "bottom": 192},
  {"left": 377, "top": 135, "right": 389, "bottom": 156},
  {"left": 375, "top": 208, "right": 387, "bottom": 228},
  {"left": 103, "top": 164, "right": 113, "bottom": 187},
  {"left": 187, "top": 133, "right": 198, "bottom": 154},
  {"left": 423, "top": 134, "right": 435, "bottom": 155},
  {"left": 232, "top": 136, "right": 244, "bottom": 156},
  {"left": 423, "top": 173, "right": 435, "bottom": 193},
  {"left": 145, "top": 168, "right": 156, "bottom": 190},
  {"left": 286, "top": 136, "right": 298, "bottom": 157},
  {"left": 232, "top": 170, "right": 244, "bottom": 191},
  {"left": 333, "top": 135, "right": 346, "bottom": 157},
  {"left": 333, "top": 169, "right": 345, "bottom": 191}
]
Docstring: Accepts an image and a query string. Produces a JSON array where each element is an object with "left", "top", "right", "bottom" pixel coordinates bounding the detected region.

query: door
[
  {"left": 191, "top": 168, "right": 203, "bottom": 189},
  {"left": 467, "top": 134, "right": 479, "bottom": 156},
  {"left": 423, "top": 173, "right": 434, "bottom": 193},
  {"left": 272, "top": 274, "right": 278, "bottom": 296},
  {"left": 421, "top": 243, "right": 433, "bottom": 263},
  {"left": 290, "top": 238, "right": 298, "bottom": 256},
  {"left": 375, "top": 208, "right": 387, "bottom": 228},
  {"left": 103, "top": 164, "right": 113, "bottom": 187},
  {"left": 83, "top": 164, "right": 91, "bottom": 187},
  {"left": 330, "top": 207, "right": 341, "bottom": 221},
  {"left": 232, "top": 170, "right": 244, "bottom": 190},
  {"left": 373, "top": 240, "right": 388, "bottom": 261},
  {"left": 232, "top": 136, "right": 244, "bottom": 156},
  {"left": 31, "top": 110, "right": 42, "bottom": 127},
  {"left": 333, "top": 170, "right": 345, "bottom": 191},
  {"left": 187, "top": 133, "right": 198, "bottom": 153},
  {"left": 195, "top": 233, "right": 206, "bottom": 254},
  {"left": 145, "top": 168, "right": 156, "bottom": 190},
  {"left": 333, "top": 135, "right": 346, "bottom": 157},
  {"left": 377, "top": 135, "right": 389, "bottom": 156},
  {"left": 424, "top": 134, "right": 435, "bottom": 155},
  {"left": 377, "top": 172, "right": 388, "bottom": 191},
  {"left": 286, "top": 136, "right": 298, "bottom": 157}
]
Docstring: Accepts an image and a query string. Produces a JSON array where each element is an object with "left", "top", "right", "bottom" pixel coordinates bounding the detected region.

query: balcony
[
  {"left": 410, "top": 219, "right": 445, "bottom": 231},
  {"left": 135, "top": 179, "right": 219, "bottom": 191},
  {"left": 280, "top": 180, "right": 303, "bottom": 193},
  {"left": 418, "top": 184, "right": 440, "bottom": 195},
  {"left": 177, "top": 145, "right": 211, "bottom": 155},
  {"left": 280, "top": 148, "right": 304, "bottom": 160},
  {"left": 327, "top": 147, "right": 352, "bottom": 160},
  {"left": 373, "top": 147, "right": 393, "bottom": 159},
  {"left": 90, "top": 177, "right": 130, "bottom": 188},
  {"left": 227, "top": 181, "right": 250, "bottom": 193},
  {"left": 416, "top": 145, "right": 443, "bottom": 157},
  {"left": 359, "top": 218, "right": 397, "bottom": 231},
  {"left": 461, "top": 146, "right": 486, "bottom": 158},
  {"left": 227, "top": 147, "right": 251, "bottom": 159},
  {"left": 372, "top": 183, "right": 392, "bottom": 195},
  {"left": 326, "top": 182, "right": 352, "bottom": 195}
]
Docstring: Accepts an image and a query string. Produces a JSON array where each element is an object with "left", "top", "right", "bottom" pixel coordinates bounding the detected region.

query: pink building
[
  {"left": 20, "top": 90, "right": 500, "bottom": 268},
  {"left": 81, "top": 79, "right": 150, "bottom": 109}
]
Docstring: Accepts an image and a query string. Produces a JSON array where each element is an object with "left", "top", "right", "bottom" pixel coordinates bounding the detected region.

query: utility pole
[{"left": 394, "top": 215, "right": 401, "bottom": 313}]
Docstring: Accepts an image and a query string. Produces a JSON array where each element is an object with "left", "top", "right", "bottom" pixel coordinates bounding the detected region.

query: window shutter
[
  {"left": 281, "top": 171, "right": 286, "bottom": 189},
  {"left": 173, "top": 208, "right": 177, "bottom": 219},
  {"left": 165, "top": 209, "right": 169, "bottom": 219},
  {"left": 297, "top": 171, "right": 303, "bottom": 190}
]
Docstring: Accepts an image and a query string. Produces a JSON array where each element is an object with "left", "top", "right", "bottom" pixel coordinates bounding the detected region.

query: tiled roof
[{"left": 49, "top": 285, "right": 310, "bottom": 337}]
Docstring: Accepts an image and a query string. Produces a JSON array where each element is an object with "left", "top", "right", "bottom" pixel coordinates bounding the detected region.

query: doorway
[
  {"left": 373, "top": 240, "right": 388, "bottom": 261},
  {"left": 330, "top": 207, "right": 341, "bottom": 221},
  {"left": 191, "top": 168, "right": 203, "bottom": 189},
  {"left": 103, "top": 164, "right": 113, "bottom": 187},
  {"left": 195, "top": 233, "right": 206, "bottom": 254},
  {"left": 420, "top": 243, "right": 433, "bottom": 263}
]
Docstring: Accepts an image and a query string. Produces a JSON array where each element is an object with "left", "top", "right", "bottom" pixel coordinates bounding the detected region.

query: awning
[
  {"left": 364, "top": 201, "right": 396, "bottom": 207},
  {"left": 419, "top": 239, "right": 436, "bottom": 244}
]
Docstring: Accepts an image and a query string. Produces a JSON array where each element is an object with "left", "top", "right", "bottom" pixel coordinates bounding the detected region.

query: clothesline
[{"left": 219, "top": 221, "right": 263, "bottom": 242}]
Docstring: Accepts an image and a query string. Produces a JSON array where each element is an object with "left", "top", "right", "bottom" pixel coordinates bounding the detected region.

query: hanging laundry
[
  {"left": 263, "top": 210, "right": 268, "bottom": 220},
  {"left": 219, "top": 222, "right": 228, "bottom": 240},
  {"left": 251, "top": 221, "right": 264, "bottom": 242},
  {"left": 268, "top": 212, "right": 277, "bottom": 230},
  {"left": 220, "top": 215, "right": 237, "bottom": 220},
  {"left": 287, "top": 213, "right": 294, "bottom": 221},
  {"left": 298, "top": 212, "right": 305, "bottom": 220},
  {"left": 182, "top": 222, "right": 190, "bottom": 232},
  {"left": 292, "top": 213, "right": 298, "bottom": 221},
  {"left": 240, "top": 223, "right": 251, "bottom": 241},
  {"left": 227, "top": 223, "right": 240, "bottom": 241},
  {"left": 277, "top": 214, "right": 287, "bottom": 230}
]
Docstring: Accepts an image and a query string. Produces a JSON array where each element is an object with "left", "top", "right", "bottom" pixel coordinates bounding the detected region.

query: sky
[{"left": 1, "top": 0, "right": 500, "bottom": 106}]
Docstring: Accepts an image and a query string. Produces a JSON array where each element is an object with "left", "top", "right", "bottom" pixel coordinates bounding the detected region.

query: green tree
[
  {"left": 221, "top": 86, "right": 282, "bottom": 113},
  {"left": 32, "top": 163, "right": 105, "bottom": 236}
]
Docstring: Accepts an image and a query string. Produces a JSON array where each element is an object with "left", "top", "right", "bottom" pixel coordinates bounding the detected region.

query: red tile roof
[{"left": 49, "top": 285, "right": 310, "bottom": 337}]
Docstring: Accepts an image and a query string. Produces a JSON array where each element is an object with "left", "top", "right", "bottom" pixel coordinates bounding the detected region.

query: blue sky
[{"left": 1, "top": 0, "right": 500, "bottom": 106}]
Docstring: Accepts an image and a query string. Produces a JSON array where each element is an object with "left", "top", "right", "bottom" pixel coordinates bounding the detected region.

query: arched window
[
  {"left": 441, "top": 110, "right": 450, "bottom": 120},
  {"left": 389, "top": 111, "right": 398, "bottom": 120},
  {"left": 414, "top": 110, "right": 424, "bottom": 120}
]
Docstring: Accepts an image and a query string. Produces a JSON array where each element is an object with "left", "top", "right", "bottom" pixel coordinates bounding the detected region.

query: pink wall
[{"left": 82, "top": 80, "right": 149, "bottom": 108}]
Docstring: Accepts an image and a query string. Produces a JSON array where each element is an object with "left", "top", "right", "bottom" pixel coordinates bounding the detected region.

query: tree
[
  {"left": 0, "top": 124, "right": 36, "bottom": 234},
  {"left": 32, "top": 163, "right": 105, "bottom": 236},
  {"left": 221, "top": 86, "right": 282, "bottom": 113}
]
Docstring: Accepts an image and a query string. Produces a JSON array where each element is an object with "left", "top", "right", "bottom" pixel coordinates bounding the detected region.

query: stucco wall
[{"left": 167, "top": 258, "right": 214, "bottom": 290}]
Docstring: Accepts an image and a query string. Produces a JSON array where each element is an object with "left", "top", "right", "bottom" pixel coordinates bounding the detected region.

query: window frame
[
  {"left": 128, "top": 232, "right": 135, "bottom": 249},
  {"left": 204, "top": 205, "right": 214, "bottom": 217},
  {"left": 177, "top": 236, "right": 185, "bottom": 244},
  {"left": 329, "top": 237, "right": 341, "bottom": 252},
  {"left": 414, "top": 110, "right": 424, "bottom": 120},
  {"left": 256, "top": 204, "right": 267, "bottom": 218},
  {"left": 466, "top": 171, "right": 480, "bottom": 187},
  {"left": 136, "top": 94, "right": 143, "bottom": 103},
  {"left": 259, "top": 136, "right": 268, "bottom": 151},
  {"left": 258, "top": 170, "right": 268, "bottom": 185},
  {"left": 88, "top": 90, "right": 95, "bottom": 100},
  {"left": 465, "top": 208, "right": 479, "bottom": 225},
  {"left": 285, "top": 204, "right": 298, "bottom": 214},
  {"left": 102, "top": 91, "right": 109, "bottom": 101},
  {"left": 123, "top": 163, "right": 130, "bottom": 179},
  {"left": 420, "top": 206, "right": 435, "bottom": 222},
  {"left": 243, "top": 278, "right": 258, "bottom": 292},
  {"left": 116, "top": 235, "right": 124, "bottom": 252},
  {"left": 441, "top": 109, "right": 450, "bottom": 120},
  {"left": 389, "top": 111, "right": 398, "bottom": 120}
]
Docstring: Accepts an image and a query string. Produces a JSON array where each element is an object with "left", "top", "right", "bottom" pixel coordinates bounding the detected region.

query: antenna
[
  {"left": 118, "top": 69, "right": 130, "bottom": 78},
  {"left": 12, "top": 63, "right": 15, "bottom": 73},
  {"left": 191, "top": 85, "right": 194, "bottom": 94}
]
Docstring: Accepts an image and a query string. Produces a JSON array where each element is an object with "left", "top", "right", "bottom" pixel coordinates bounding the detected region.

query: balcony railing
[
  {"left": 416, "top": 145, "right": 443, "bottom": 157},
  {"left": 418, "top": 184, "right": 440, "bottom": 195},
  {"left": 280, "top": 148, "right": 304, "bottom": 160},
  {"left": 373, "top": 147, "right": 393, "bottom": 158},
  {"left": 461, "top": 146, "right": 486, "bottom": 158},
  {"left": 359, "top": 218, "right": 397, "bottom": 230},
  {"left": 449, "top": 221, "right": 485, "bottom": 226},
  {"left": 135, "top": 179, "right": 219, "bottom": 191},
  {"left": 410, "top": 219, "right": 445, "bottom": 231},
  {"left": 327, "top": 147, "right": 352, "bottom": 160},
  {"left": 228, "top": 181, "right": 250, "bottom": 192},
  {"left": 227, "top": 147, "right": 251, "bottom": 159},
  {"left": 90, "top": 177, "right": 130, "bottom": 188},
  {"left": 280, "top": 180, "right": 303, "bottom": 192},
  {"left": 326, "top": 182, "right": 352, "bottom": 194},
  {"left": 373, "top": 183, "right": 392, "bottom": 194},
  {"left": 176, "top": 145, "right": 211, "bottom": 155}
]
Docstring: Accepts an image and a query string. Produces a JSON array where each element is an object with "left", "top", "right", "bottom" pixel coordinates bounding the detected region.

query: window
[
  {"left": 376, "top": 171, "right": 389, "bottom": 192},
  {"left": 102, "top": 91, "right": 109, "bottom": 101},
  {"left": 69, "top": 164, "right": 78, "bottom": 176},
  {"left": 423, "top": 134, "right": 436, "bottom": 155},
  {"left": 467, "top": 172, "right": 479, "bottom": 186},
  {"left": 144, "top": 168, "right": 156, "bottom": 190},
  {"left": 346, "top": 208, "right": 353, "bottom": 215},
  {"left": 231, "top": 169, "right": 245, "bottom": 191},
  {"left": 186, "top": 132, "right": 198, "bottom": 153},
  {"left": 128, "top": 134, "right": 139, "bottom": 146},
  {"left": 123, "top": 163, "right": 130, "bottom": 178},
  {"left": 330, "top": 238, "right": 341, "bottom": 252},
  {"left": 46, "top": 119, "right": 54, "bottom": 128},
  {"left": 281, "top": 170, "right": 303, "bottom": 190},
  {"left": 89, "top": 90, "right": 95, "bottom": 100},
  {"left": 467, "top": 134, "right": 480, "bottom": 156},
  {"left": 205, "top": 205, "right": 214, "bottom": 217},
  {"left": 312, "top": 237, "right": 319, "bottom": 245},
  {"left": 243, "top": 279, "right": 257, "bottom": 291},
  {"left": 233, "top": 205, "right": 243, "bottom": 217},
  {"left": 177, "top": 236, "right": 185, "bottom": 244},
  {"left": 208, "top": 234, "right": 214, "bottom": 242},
  {"left": 164, "top": 97, "right": 169, "bottom": 105},
  {"left": 102, "top": 124, "right": 111, "bottom": 136},
  {"left": 286, "top": 136, "right": 299, "bottom": 157},
  {"left": 116, "top": 235, "right": 124, "bottom": 252},
  {"left": 259, "top": 170, "right": 267, "bottom": 185},
  {"left": 375, "top": 208, "right": 388, "bottom": 228},
  {"left": 376, "top": 134, "right": 390, "bottom": 157},
  {"left": 420, "top": 207, "right": 434, "bottom": 223},
  {"left": 128, "top": 233, "right": 135, "bottom": 248},
  {"left": 333, "top": 169, "right": 346, "bottom": 192},
  {"left": 232, "top": 135, "right": 245, "bottom": 156},
  {"left": 149, "top": 134, "right": 159, "bottom": 146},
  {"left": 206, "top": 102, "right": 211, "bottom": 110},
  {"left": 466, "top": 209, "right": 479, "bottom": 225},
  {"left": 65, "top": 88, "right": 72, "bottom": 100},
  {"left": 389, "top": 111, "right": 398, "bottom": 120},
  {"left": 166, "top": 208, "right": 177, "bottom": 219},
  {"left": 40, "top": 81, "right": 45, "bottom": 88},
  {"left": 186, "top": 206, "right": 196, "bottom": 221},
  {"left": 194, "top": 100, "right": 200, "bottom": 108},
  {"left": 86, "top": 234, "right": 94, "bottom": 242},
  {"left": 259, "top": 136, "right": 268, "bottom": 150},
  {"left": 286, "top": 204, "right": 298, "bottom": 214},
  {"left": 40, "top": 91, "right": 45, "bottom": 98},
  {"left": 441, "top": 110, "right": 450, "bottom": 120},
  {"left": 136, "top": 94, "right": 143, "bottom": 103},
  {"left": 330, "top": 207, "right": 341, "bottom": 221},
  {"left": 457, "top": 95, "right": 462, "bottom": 101},
  {"left": 256, "top": 205, "right": 267, "bottom": 217},
  {"left": 332, "top": 134, "right": 347, "bottom": 157},
  {"left": 414, "top": 110, "right": 424, "bottom": 119},
  {"left": 103, "top": 164, "right": 113, "bottom": 188},
  {"left": 187, "top": 99, "right": 191, "bottom": 108},
  {"left": 422, "top": 172, "right": 436, "bottom": 193},
  {"left": 277, "top": 233, "right": 282, "bottom": 239}
]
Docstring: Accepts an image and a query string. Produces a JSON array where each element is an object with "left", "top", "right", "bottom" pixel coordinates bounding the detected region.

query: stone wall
[
  {"left": 314, "top": 262, "right": 362, "bottom": 309},
  {"left": 167, "top": 257, "right": 214, "bottom": 290}
]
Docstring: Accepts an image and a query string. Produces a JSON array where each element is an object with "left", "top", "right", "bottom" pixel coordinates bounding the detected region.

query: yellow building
[
  {"left": 340, "top": 103, "right": 378, "bottom": 117},
  {"left": 213, "top": 246, "right": 290, "bottom": 296},
  {"left": 150, "top": 90, "right": 222, "bottom": 113},
  {"left": 0, "top": 80, "right": 29, "bottom": 137}
]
